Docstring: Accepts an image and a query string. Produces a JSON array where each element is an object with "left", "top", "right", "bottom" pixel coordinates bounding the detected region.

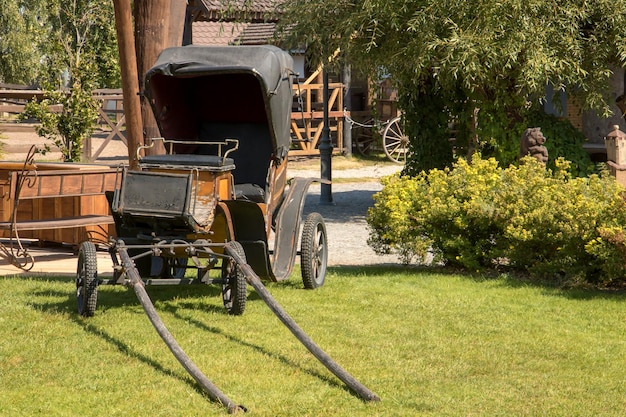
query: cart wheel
[
  {"left": 382, "top": 116, "right": 409, "bottom": 164},
  {"left": 301, "top": 212, "right": 328, "bottom": 289},
  {"left": 222, "top": 242, "right": 247, "bottom": 315},
  {"left": 76, "top": 241, "right": 98, "bottom": 317},
  {"left": 353, "top": 119, "right": 375, "bottom": 156}
]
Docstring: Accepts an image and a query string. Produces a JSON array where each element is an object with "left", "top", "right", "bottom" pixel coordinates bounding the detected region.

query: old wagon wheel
[
  {"left": 300, "top": 212, "right": 328, "bottom": 289},
  {"left": 382, "top": 116, "right": 409, "bottom": 164},
  {"left": 222, "top": 241, "right": 247, "bottom": 315},
  {"left": 352, "top": 118, "right": 376, "bottom": 156},
  {"left": 76, "top": 241, "right": 99, "bottom": 317}
]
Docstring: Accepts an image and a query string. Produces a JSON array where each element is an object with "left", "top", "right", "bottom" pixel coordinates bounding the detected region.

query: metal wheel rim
[
  {"left": 301, "top": 213, "right": 328, "bottom": 289},
  {"left": 221, "top": 242, "right": 247, "bottom": 315},
  {"left": 309, "top": 223, "right": 327, "bottom": 285}
]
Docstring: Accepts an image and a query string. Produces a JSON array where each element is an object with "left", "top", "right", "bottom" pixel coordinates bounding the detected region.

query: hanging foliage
[{"left": 279, "top": 0, "right": 626, "bottom": 171}]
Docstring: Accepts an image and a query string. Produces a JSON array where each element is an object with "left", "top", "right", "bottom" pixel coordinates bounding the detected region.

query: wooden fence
[{"left": 290, "top": 82, "right": 344, "bottom": 156}]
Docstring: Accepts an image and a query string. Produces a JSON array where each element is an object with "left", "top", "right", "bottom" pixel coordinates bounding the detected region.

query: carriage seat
[
  {"left": 139, "top": 154, "right": 234, "bottom": 171},
  {"left": 196, "top": 122, "right": 273, "bottom": 204}
]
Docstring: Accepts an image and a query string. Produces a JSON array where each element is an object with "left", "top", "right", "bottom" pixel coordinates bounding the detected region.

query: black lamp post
[{"left": 319, "top": 68, "right": 334, "bottom": 204}]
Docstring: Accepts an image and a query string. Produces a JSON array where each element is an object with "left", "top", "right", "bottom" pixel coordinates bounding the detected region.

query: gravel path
[
  {"left": 0, "top": 130, "right": 404, "bottom": 267},
  {"left": 299, "top": 177, "right": 402, "bottom": 267}
]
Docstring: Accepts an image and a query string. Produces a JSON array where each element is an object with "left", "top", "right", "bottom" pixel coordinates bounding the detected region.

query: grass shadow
[
  {"left": 24, "top": 289, "right": 231, "bottom": 406},
  {"left": 495, "top": 273, "right": 626, "bottom": 301},
  {"left": 160, "top": 300, "right": 347, "bottom": 394},
  {"left": 69, "top": 315, "right": 215, "bottom": 400},
  {"left": 26, "top": 274, "right": 228, "bottom": 316},
  {"left": 26, "top": 274, "right": 349, "bottom": 399},
  {"left": 326, "top": 264, "right": 459, "bottom": 278}
]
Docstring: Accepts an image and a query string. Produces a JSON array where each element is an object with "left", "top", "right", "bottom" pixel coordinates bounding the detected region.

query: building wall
[{"left": 581, "top": 67, "right": 624, "bottom": 144}]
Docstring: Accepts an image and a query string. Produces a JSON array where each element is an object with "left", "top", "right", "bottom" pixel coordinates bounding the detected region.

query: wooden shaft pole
[{"left": 113, "top": 0, "right": 143, "bottom": 170}]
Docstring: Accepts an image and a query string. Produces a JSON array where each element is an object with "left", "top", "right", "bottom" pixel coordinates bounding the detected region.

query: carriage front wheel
[
  {"left": 222, "top": 241, "right": 247, "bottom": 315},
  {"left": 382, "top": 116, "right": 409, "bottom": 164},
  {"left": 76, "top": 241, "right": 98, "bottom": 317},
  {"left": 301, "top": 212, "right": 328, "bottom": 289}
]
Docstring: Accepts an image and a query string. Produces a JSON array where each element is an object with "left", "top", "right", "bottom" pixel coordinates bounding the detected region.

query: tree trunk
[
  {"left": 113, "top": 0, "right": 143, "bottom": 170},
  {"left": 134, "top": 0, "right": 168, "bottom": 155},
  {"left": 168, "top": 1, "right": 186, "bottom": 47},
  {"left": 134, "top": 0, "right": 186, "bottom": 156}
]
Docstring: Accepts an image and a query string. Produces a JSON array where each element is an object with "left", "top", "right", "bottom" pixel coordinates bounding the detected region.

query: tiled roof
[
  {"left": 192, "top": 22, "right": 245, "bottom": 45},
  {"left": 199, "top": 0, "right": 279, "bottom": 13},
  {"left": 193, "top": 21, "right": 280, "bottom": 46},
  {"left": 236, "top": 22, "right": 279, "bottom": 45},
  {"left": 195, "top": 0, "right": 282, "bottom": 22}
]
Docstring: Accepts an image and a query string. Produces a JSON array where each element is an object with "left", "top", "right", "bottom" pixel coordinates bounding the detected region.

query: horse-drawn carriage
[
  {"left": 72, "top": 45, "right": 381, "bottom": 409},
  {"left": 77, "top": 45, "right": 329, "bottom": 317}
]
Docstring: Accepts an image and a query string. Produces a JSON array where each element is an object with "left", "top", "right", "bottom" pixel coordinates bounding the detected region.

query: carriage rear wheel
[
  {"left": 301, "top": 212, "right": 328, "bottom": 289},
  {"left": 222, "top": 242, "right": 247, "bottom": 315},
  {"left": 382, "top": 116, "right": 409, "bottom": 164},
  {"left": 76, "top": 241, "right": 98, "bottom": 317}
]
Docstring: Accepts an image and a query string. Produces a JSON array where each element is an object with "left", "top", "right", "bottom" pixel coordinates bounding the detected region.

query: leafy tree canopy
[
  {"left": 42, "top": 0, "right": 119, "bottom": 88},
  {"left": 282, "top": 0, "right": 626, "bottom": 114},
  {"left": 6, "top": 0, "right": 119, "bottom": 162},
  {"left": 0, "top": 0, "right": 47, "bottom": 84},
  {"left": 0, "top": 0, "right": 119, "bottom": 88},
  {"left": 280, "top": 0, "right": 626, "bottom": 171}
]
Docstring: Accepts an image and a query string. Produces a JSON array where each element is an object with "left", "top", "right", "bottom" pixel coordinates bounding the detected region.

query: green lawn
[{"left": 1, "top": 266, "right": 626, "bottom": 416}]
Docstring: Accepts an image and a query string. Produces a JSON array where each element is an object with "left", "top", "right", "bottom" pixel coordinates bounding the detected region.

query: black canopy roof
[{"left": 144, "top": 45, "right": 294, "bottom": 157}]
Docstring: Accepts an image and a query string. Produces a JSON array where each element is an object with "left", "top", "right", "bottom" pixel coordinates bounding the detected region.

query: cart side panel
[
  {"left": 0, "top": 168, "right": 116, "bottom": 244},
  {"left": 113, "top": 170, "right": 196, "bottom": 234},
  {"left": 119, "top": 171, "right": 191, "bottom": 217}
]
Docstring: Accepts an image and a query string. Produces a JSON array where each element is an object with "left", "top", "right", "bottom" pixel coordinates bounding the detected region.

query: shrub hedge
[{"left": 367, "top": 155, "right": 626, "bottom": 286}]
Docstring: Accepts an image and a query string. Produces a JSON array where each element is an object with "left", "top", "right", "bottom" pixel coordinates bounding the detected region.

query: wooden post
[
  {"left": 113, "top": 0, "right": 143, "bottom": 170},
  {"left": 168, "top": 0, "right": 187, "bottom": 47},
  {"left": 134, "top": 0, "right": 187, "bottom": 155},
  {"left": 343, "top": 64, "right": 352, "bottom": 156},
  {"left": 320, "top": 69, "right": 333, "bottom": 204},
  {"left": 135, "top": 0, "right": 169, "bottom": 155}
]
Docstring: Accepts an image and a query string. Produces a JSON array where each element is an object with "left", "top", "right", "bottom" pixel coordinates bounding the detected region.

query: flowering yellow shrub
[{"left": 367, "top": 154, "right": 626, "bottom": 286}]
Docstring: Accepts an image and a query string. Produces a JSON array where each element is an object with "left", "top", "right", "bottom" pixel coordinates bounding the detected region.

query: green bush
[
  {"left": 19, "top": 64, "right": 99, "bottom": 162},
  {"left": 367, "top": 154, "right": 626, "bottom": 286},
  {"left": 20, "top": 83, "right": 99, "bottom": 162}
]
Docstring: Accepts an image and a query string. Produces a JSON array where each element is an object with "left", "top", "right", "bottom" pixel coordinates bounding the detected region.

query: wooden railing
[
  {"left": 0, "top": 86, "right": 126, "bottom": 161},
  {"left": 290, "top": 82, "right": 344, "bottom": 156},
  {"left": 88, "top": 89, "right": 126, "bottom": 161},
  {"left": 0, "top": 87, "right": 124, "bottom": 131}
]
